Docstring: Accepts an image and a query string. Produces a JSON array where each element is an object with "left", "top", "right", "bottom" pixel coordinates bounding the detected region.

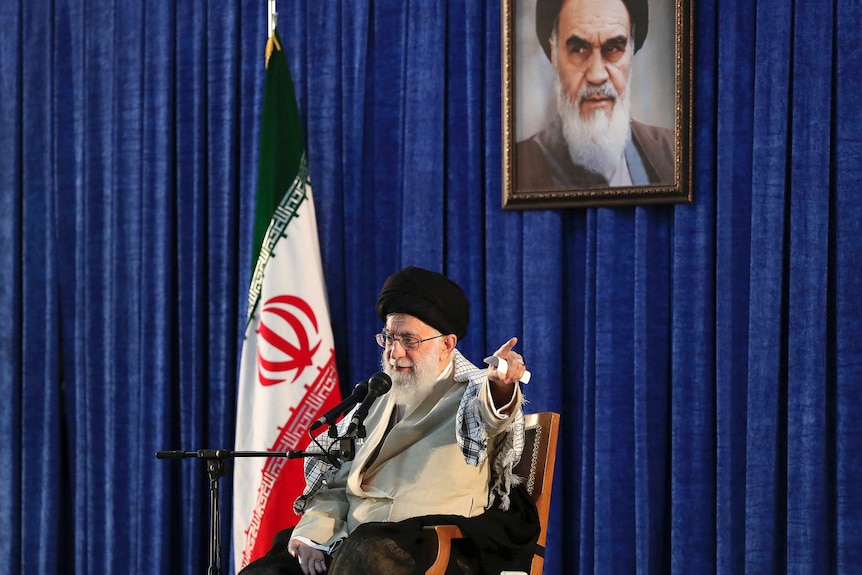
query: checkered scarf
[{"left": 293, "top": 350, "right": 525, "bottom": 514}]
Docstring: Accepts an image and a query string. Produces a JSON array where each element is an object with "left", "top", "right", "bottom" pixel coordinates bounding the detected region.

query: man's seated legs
[
  {"left": 239, "top": 523, "right": 479, "bottom": 575},
  {"left": 327, "top": 521, "right": 480, "bottom": 575}
]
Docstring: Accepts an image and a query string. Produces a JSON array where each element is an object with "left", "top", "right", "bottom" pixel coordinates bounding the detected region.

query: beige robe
[{"left": 292, "top": 367, "right": 520, "bottom": 548}]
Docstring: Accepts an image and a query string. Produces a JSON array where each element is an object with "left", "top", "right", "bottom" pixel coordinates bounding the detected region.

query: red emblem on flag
[{"left": 255, "top": 294, "right": 322, "bottom": 386}]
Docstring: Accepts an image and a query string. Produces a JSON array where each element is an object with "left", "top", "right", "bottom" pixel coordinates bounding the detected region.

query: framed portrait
[{"left": 502, "top": 0, "right": 693, "bottom": 209}]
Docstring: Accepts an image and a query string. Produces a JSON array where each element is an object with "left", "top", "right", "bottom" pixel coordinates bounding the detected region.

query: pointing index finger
[
  {"left": 483, "top": 337, "right": 531, "bottom": 384},
  {"left": 493, "top": 336, "right": 518, "bottom": 357}
]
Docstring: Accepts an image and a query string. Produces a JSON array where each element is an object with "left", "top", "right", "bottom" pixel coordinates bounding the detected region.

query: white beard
[
  {"left": 381, "top": 341, "right": 442, "bottom": 408},
  {"left": 555, "top": 71, "right": 632, "bottom": 181}
]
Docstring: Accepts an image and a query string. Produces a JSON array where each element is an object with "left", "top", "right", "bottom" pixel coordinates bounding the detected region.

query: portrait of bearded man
[{"left": 514, "top": 0, "right": 677, "bottom": 191}]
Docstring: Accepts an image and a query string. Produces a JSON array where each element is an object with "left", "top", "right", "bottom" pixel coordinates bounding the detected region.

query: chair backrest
[{"left": 512, "top": 412, "right": 560, "bottom": 575}]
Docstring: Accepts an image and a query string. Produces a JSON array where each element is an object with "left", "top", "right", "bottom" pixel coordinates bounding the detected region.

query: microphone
[
  {"left": 309, "top": 380, "right": 370, "bottom": 432},
  {"left": 346, "top": 372, "right": 392, "bottom": 436}
]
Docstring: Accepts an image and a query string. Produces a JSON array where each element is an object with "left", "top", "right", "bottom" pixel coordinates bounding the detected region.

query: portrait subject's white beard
[
  {"left": 554, "top": 72, "right": 633, "bottom": 181},
  {"left": 381, "top": 342, "right": 443, "bottom": 407}
]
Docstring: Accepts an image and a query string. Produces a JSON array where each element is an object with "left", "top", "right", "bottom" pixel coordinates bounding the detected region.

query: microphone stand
[
  {"left": 155, "top": 435, "right": 357, "bottom": 574},
  {"left": 155, "top": 448, "right": 293, "bottom": 575}
]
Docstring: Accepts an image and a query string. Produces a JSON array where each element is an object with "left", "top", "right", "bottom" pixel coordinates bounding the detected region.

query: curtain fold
[
  {"left": 2, "top": 0, "right": 861, "bottom": 574},
  {"left": 784, "top": 3, "right": 833, "bottom": 572},
  {"left": 714, "top": 0, "right": 753, "bottom": 571},
  {"left": 834, "top": 2, "right": 862, "bottom": 573}
]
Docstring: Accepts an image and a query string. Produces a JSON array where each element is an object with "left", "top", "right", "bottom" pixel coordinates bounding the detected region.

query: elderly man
[
  {"left": 516, "top": 0, "right": 674, "bottom": 189},
  {"left": 240, "top": 266, "right": 539, "bottom": 575}
]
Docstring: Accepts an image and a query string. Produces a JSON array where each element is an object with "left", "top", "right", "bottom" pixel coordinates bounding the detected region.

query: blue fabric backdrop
[{"left": 1, "top": 1, "right": 861, "bottom": 574}]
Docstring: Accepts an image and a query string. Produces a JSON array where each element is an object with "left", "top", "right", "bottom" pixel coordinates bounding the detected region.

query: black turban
[
  {"left": 535, "top": 0, "right": 649, "bottom": 60},
  {"left": 375, "top": 267, "right": 470, "bottom": 341}
]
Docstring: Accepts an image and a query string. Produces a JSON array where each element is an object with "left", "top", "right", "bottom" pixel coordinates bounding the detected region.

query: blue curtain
[{"left": 1, "top": 1, "right": 860, "bottom": 574}]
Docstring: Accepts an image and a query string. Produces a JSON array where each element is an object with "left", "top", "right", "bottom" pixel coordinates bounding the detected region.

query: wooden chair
[{"left": 424, "top": 411, "right": 560, "bottom": 575}]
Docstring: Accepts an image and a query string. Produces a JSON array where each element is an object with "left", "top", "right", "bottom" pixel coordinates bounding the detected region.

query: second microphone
[{"left": 345, "top": 372, "right": 392, "bottom": 436}]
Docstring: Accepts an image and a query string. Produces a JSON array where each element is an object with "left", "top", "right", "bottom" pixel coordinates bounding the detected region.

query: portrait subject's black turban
[
  {"left": 375, "top": 267, "right": 470, "bottom": 341},
  {"left": 535, "top": 0, "right": 650, "bottom": 59}
]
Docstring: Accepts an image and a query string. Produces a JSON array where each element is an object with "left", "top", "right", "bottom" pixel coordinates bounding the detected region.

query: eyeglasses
[{"left": 375, "top": 332, "right": 444, "bottom": 351}]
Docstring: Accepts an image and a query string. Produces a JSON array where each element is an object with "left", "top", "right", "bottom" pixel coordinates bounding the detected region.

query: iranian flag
[{"left": 233, "top": 28, "right": 342, "bottom": 571}]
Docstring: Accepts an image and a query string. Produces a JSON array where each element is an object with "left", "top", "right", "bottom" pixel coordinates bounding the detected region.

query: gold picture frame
[{"left": 502, "top": 0, "right": 693, "bottom": 209}]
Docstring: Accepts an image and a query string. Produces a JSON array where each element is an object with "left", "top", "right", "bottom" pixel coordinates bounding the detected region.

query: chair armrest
[{"left": 423, "top": 525, "right": 466, "bottom": 575}]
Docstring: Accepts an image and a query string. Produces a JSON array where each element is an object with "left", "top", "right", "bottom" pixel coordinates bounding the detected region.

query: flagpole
[
  {"left": 235, "top": 4, "right": 345, "bottom": 568},
  {"left": 268, "top": 0, "right": 277, "bottom": 38}
]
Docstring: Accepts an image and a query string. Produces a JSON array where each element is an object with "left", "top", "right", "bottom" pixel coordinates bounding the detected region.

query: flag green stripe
[
  {"left": 248, "top": 29, "right": 307, "bottom": 320},
  {"left": 246, "top": 156, "right": 309, "bottom": 325}
]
